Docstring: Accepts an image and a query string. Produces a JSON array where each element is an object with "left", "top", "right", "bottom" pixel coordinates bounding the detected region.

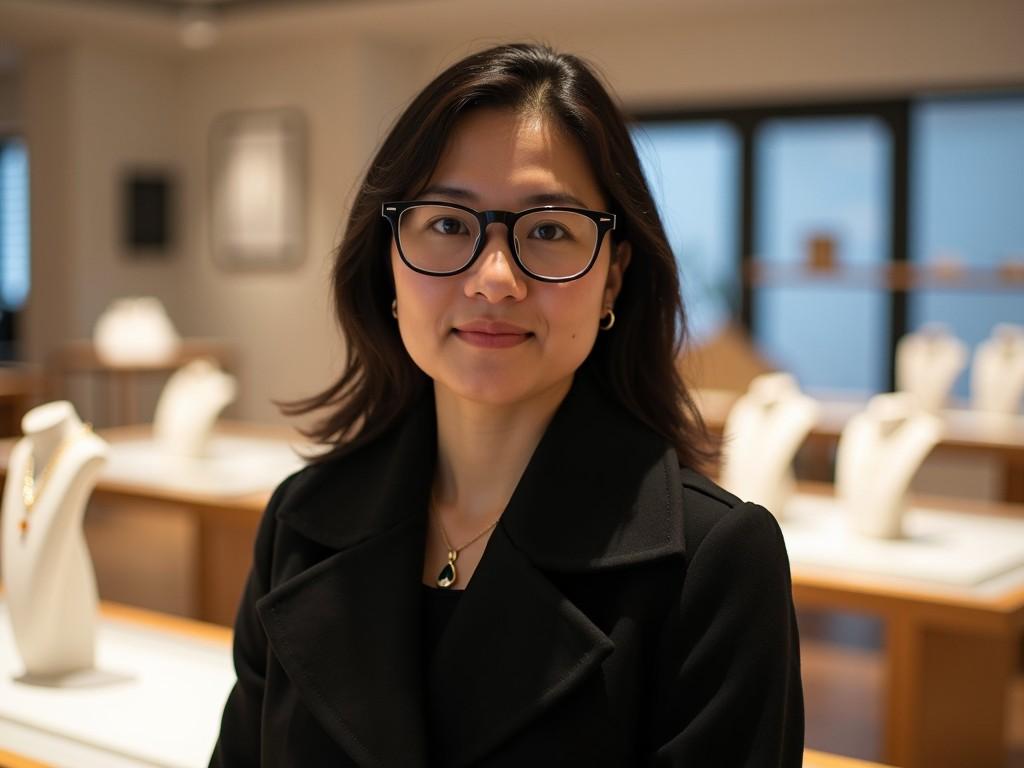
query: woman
[{"left": 210, "top": 43, "right": 803, "bottom": 767}]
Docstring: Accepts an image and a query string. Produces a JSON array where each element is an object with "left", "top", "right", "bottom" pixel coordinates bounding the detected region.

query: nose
[{"left": 463, "top": 223, "right": 527, "bottom": 303}]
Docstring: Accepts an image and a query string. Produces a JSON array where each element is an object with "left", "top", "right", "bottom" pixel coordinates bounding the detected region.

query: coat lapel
[
  {"left": 255, "top": 365, "right": 686, "bottom": 767},
  {"left": 256, "top": 395, "right": 438, "bottom": 768},
  {"left": 425, "top": 523, "right": 614, "bottom": 767},
  {"left": 257, "top": 512, "right": 429, "bottom": 768}
]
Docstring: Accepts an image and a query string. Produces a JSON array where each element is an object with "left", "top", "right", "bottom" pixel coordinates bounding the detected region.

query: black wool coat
[{"left": 209, "top": 369, "right": 804, "bottom": 767}]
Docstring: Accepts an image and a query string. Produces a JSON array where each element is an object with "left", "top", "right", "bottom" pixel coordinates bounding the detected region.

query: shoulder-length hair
[{"left": 279, "top": 42, "right": 716, "bottom": 470}]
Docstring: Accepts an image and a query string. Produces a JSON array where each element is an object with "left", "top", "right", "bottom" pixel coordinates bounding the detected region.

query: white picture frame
[{"left": 209, "top": 107, "right": 307, "bottom": 270}]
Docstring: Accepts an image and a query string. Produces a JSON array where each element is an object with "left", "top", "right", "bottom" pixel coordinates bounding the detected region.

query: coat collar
[
  {"left": 256, "top": 366, "right": 686, "bottom": 768},
  {"left": 274, "top": 364, "right": 686, "bottom": 571}
]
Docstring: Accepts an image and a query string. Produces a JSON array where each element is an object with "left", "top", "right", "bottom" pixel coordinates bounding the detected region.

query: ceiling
[{"left": 76, "top": 0, "right": 362, "bottom": 15}]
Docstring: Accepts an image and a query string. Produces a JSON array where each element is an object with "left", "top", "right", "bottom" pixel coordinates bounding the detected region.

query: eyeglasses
[{"left": 381, "top": 200, "right": 616, "bottom": 283}]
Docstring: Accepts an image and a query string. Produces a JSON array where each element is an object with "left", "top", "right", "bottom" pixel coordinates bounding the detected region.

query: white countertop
[
  {"left": 0, "top": 603, "right": 235, "bottom": 768},
  {"left": 781, "top": 493, "right": 1024, "bottom": 589},
  {"left": 102, "top": 434, "right": 307, "bottom": 497}
]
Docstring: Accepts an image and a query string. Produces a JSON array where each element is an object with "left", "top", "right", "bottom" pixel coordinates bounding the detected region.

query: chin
[
  {"left": 435, "top": 363, "right": 579, "bottom": 410},
  {"left": 440, "top": 370, "right": 538, "bottom": 406}
]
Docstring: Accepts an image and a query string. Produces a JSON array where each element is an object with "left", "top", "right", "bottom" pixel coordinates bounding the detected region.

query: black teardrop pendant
[{"left": 437, "top": 551, "right": 458, "bottom": 588}]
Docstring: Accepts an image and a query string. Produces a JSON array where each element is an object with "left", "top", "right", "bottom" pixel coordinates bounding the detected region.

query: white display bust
[
  {"left": 93, "top": 296, "right": 180, "bottom": 366},
  {"left": 153, "top": 358, "right": 237, "bottom": 458},
  {"left": 971, "top": 323, "right": 1024, "bottom": 415},
  {"left": 895, "top": 324, "right": 967, "bottom": 412},
  {"left": 835, "top": 393, "right": 944, "bottom": 539},
  {"left": 1, "top": 401, "right": 113, "bottom": 684},
  {"left": 720, "top": 372, "right": 820, "bottom": 521}
]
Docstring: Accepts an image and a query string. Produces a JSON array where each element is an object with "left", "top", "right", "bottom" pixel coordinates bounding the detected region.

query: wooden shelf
[
  {"left": 49, "top": 338, "right": 238, "bottom": 374},
  {"left": 745, "top": 260, "right": 1024, "bottom": 292},
  {"left": 45, "top": 338, "right": 239, "bottom": 427}
]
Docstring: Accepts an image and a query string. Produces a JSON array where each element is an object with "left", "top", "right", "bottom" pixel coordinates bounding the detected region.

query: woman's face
[{"left": 390, "top": 108, "right": 630, "bottom": 408}]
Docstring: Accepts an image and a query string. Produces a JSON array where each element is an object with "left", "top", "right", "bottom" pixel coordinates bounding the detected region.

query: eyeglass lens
[{"left": 397, "top": 205, "right": 599, "bottom": 280}]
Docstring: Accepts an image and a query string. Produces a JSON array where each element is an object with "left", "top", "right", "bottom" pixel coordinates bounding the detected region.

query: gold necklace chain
[
  {"left": 431, "top": 490, "right": 502, "bottom": 589},
  {"left": 20, "top": 422, "right": 94, "bottom": 541}
]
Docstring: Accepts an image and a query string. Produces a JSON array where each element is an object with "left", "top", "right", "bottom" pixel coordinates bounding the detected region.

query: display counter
[
  {"left": 785, "top": 488, "right": 1024, "bottom": 768},
  {"left": 0, "top": 601, "right": 232, "bottom": 768},
  {"left": 1, "top": 424, "right": 1019, "bottom": 767}
]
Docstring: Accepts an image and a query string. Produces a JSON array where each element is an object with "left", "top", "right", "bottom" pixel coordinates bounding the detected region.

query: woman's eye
[
  {"left": 430, "top": 217, "right": 468, "bottom": 235},
  {"left": 530, "top": 223, "right": 568, "bottom": 241}
]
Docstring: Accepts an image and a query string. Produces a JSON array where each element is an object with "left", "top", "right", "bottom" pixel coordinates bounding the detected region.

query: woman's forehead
[{"left": 424, "top": 108, "right": 606, "bottom": 211}]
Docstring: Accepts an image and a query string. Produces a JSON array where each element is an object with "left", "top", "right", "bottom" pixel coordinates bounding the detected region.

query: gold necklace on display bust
[{"left": 19, "top": 423, "right": 93, "bottom": 541}]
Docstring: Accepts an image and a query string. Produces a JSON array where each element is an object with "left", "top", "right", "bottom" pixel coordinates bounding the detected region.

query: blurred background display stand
[
  {"left": 1, "top": 401, "right": 112, "bottom": 688},
  {"left": 697, "top": 388, "right": 1024, "bottom": 506},
  {"left": 972, "top": 324, "right": 1024, "bottom": 415},
  {"left": 0, "top": 420, "right": 308, "bottom": 626},
  {"left": 895, "top": 325, "right": 968, "bottom": 413},
  {"left": 719, "top": 371, "right": 820, "bottom": 520},
  {"left": 46, "top": 338, "right": 238, "bottom": 429},
  {"left": 834, "top": 393, "right": 944, "bottom": 539}
]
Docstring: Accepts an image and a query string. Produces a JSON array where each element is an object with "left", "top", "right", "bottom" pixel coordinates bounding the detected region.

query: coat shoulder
[
  {"left": 679, "top": 467, "right": 743, "bottom": 509},
  {"left": 677, "top": 467, "right": 779, "bottom": 561}
]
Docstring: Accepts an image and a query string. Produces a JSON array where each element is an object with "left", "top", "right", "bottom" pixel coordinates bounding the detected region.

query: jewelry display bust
[
  {"left": 835, "top": 393, "right": 944, "bottom": 539},
  {"left": 1, "top": 401, "right": 110, "bottom": 684},
  {"left": 720, "top": 372, "right": 820, "bottom": 521},
  {"left": 153, "top": 358, "right": 237, "bottom": 458},
  {"left": 93, "top": 296, "right": 180, "bottom": 366},
  {"left": 971, "top": 323, "right": 1024, "bottom": 415},
  {"left": 895, "top": 324, "right": 967, "bottom": 413}
]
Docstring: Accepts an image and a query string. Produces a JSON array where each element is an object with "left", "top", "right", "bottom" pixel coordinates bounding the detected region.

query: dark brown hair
[{"left": 278, "top": 42, "right": 715, "bottom": 470}]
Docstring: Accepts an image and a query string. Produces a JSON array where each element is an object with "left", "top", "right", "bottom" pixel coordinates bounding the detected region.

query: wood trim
[
  {"left": 0, "top": 743, "right": 894, "bottom": 768},
  {"left": 804, "top": 750, "right": 897, "bottom": 768},
  {"left": 0, "top": 750, "right": 51, "bottom": 768},
  {"left": 98, "top": 599, "right": 232, "bottom": 646},
  {"left": 745, "top": 260, "right": 1024, "bottom": 292}
]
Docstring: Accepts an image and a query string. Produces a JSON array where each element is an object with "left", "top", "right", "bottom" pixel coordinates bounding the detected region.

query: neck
[
  {"left": 25, "top": 406, "right": 83, "bottom": 468},
  {"left": 432, "top": 376, "right": 572, "bottom": 525}
]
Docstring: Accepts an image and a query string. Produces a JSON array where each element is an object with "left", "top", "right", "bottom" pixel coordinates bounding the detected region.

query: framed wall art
[{"left": 208, "top": 107, "right": 307, "bottom": 270}]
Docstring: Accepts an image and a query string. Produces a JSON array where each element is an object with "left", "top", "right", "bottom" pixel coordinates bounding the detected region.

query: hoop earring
[
  {"left": 391, "top": 299, "right": 398, "bottom": 319},
  {"left": 599, "top": 308, "right": 616, "bottom": 331}
]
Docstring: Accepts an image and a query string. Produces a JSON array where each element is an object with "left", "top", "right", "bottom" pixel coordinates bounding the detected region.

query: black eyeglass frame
[{"left": 381, "top": 200, "right": 617, "bottom": 283}]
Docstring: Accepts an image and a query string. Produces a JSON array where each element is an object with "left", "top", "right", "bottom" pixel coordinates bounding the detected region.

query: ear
[{"left": 603, "top": 240, "right": 632, "bottom": 307}]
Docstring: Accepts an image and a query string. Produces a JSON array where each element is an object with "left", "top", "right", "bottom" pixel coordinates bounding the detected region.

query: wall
[
  {"left": 20, "top": 48, "right": 74, "bottom": 369},
  {"left": 70, "top": 45, "right": 185, "bottom": 335},
  {"left": 176, "top": 37, "right": 424, "bottom": 425},
  {"left": 17, "top": 43, "right": 184, "bottom": 420},
  {"left": 0, "top": 70, "right": 18, "bottom": 132},
  {"left": 410, "top": 0, "right": 1024, "bottom": 108}
]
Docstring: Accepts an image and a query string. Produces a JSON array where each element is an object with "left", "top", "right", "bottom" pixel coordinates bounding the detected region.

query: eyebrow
[{"left": 418, "top": 184, "right": 591, "bottom": 209}]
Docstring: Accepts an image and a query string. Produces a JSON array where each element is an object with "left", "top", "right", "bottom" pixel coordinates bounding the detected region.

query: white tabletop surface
[
  {"left": 101, "top": 434, "right": 307, "bottom": 497},
  {"left": 781, "top": 493, "right": 1024, "bottom": 589},
  {"left": 0, "top": 603, "right": 235, "bottom": 768}
]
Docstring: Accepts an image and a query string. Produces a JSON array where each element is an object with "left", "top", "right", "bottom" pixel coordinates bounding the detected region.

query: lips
[
  {"left": 455, "top": 320, "right": 530, "bottom": 335},
  {"left": 452, "top": 319, "right": 533, "bottom": 349}
]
